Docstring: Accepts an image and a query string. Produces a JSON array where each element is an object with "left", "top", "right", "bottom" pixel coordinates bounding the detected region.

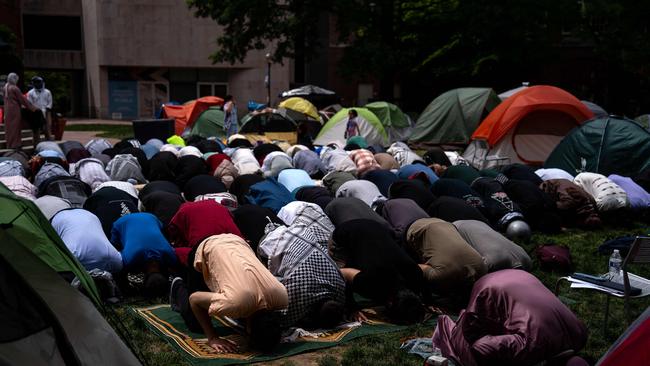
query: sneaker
[{"left": 169, "top": 277, "right": 184, "bottom": 312}]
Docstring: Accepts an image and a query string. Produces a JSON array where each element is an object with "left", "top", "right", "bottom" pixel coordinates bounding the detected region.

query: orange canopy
[
  {"left": 163, "top": 96, "right": 224, "bottom": 135},
  {"left": 472, "top": 85, "right": 594, "bottom": 145}
]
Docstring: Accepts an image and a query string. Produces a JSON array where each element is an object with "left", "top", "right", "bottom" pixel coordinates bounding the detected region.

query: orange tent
[
  {"left": 163, "top": 96, "right": 224, "bottom": 135},
  {"left": 464, "top": 85, "right": 594, "bottom": 167}
]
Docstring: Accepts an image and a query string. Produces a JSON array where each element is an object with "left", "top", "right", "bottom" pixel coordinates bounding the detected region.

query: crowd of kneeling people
[{"left": 3, "top": 133, "right": 649, "bottom": 364}]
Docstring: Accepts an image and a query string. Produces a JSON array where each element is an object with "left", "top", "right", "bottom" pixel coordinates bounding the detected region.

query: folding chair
[{"left": 555, "top": 236, "right": 650, "bottom": 334}]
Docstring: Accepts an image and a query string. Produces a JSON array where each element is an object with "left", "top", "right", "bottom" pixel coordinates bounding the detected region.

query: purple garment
[
  {"left": 608, "top": 174, "right": 650, "bottom": 209},
  {"left": 433, "top": 269, "right": 587, "bottom": 366}
]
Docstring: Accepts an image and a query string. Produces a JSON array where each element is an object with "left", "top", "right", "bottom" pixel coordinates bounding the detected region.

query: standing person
[
  {"left": 27, "top": 76, "right": 53, "bottom": 141},
  {"left": 223, "top": 95, "right": 238, "bottom": 139},
  {"left": 344, "top": 109, "right": 361, "bottom": 139},
  {"left": 3, "top": 73, "right": 36, "bottom": 150}
]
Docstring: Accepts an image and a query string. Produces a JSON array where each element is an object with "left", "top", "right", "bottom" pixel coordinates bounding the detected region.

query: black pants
[{"left": 176, "top": 246, "right": 209, "bottom": 333}]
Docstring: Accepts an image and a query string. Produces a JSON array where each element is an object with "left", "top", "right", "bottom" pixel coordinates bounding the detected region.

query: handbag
[{"left": 535, "top": 244, "right": 573, "bottom": 273}]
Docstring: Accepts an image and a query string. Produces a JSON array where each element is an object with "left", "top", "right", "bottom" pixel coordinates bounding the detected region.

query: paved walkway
[
  {"left": 66, "top": 118, "right": 131, "bottom": 126},
  {"left": 61, "top": 130, "right": 120, "bottom": 145}
]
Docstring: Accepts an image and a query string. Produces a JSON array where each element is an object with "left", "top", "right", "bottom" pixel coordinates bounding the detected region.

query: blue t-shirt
[{"left": 111, "top": 213, "right": 177, "bottom": 271}]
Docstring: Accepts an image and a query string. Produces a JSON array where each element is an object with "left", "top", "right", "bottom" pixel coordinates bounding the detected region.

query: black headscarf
[
  {"left": 174, "top": 155, "right": 208, "bottom": 189},
  {"left": 228, "top": 138, "right": 253, "bottom": 148},
  {"left": 253, "top": 143, "right": 283, "bottom": 165},
  {"left": 381, "top": 198, "right": 429, "bottom": 244},
  {"left": 324, "top": 197, "right": 389, "bottom": 227},
  {"left": 426, "top": 196, "right": 490, "bottom": 225},
  {"left": 331, "top": 219, "right": 425, "bottom": 302},
  {"left": 501, "top": 164, "right": 543, "bottom": 186},
  {"left": 361, "top": 169, "right": 399, "bottom": 197},
  {"left": 65, "top": 148, "right": 91, "bottom": 164},
  {"left": 503, "top": 179, "right": 561, "bottom": 233},
  {"left": 388, "top": 179, "right": 436, "bottom": 210},
  {"left": 147, "top": 151, "right": 178, "bottom": 182},
  {"left": 232, "top": 204, "right": 285, "bottom": 252},
  {"left": 83, "top": 187, "right": 139, "bottom": 237},
  {"left": 192, "top": 138, "right": 222, "bottom": 154},
  {"left": 423, "top": 147, "right": 452, "bottom": 166},
  {"left": 294, "top": 186, "right": 333, "bottom": 211},
  {"left": 140, "top": 190, "right": 184, "bottom": 227},
  {"left": 183, "top": 174, "right": 227, "bottom": 201},
  {"left": 139, "top": 180, "right": 182, "bottom": 200},
  {"left": 432, "top": 178, "right": 485, "bottom": 209},
  {"left": 229, "top": 174, "right": 265, "bottom": 204}
]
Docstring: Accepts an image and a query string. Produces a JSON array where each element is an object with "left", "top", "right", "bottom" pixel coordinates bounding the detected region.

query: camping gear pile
[{"left": 2, "top": 83, "right": 649, "bottom": 366}]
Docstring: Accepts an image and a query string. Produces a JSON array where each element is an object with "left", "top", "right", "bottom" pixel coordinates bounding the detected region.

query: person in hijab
[
  {"left": 260, "top": 151, "right": 293, "bottom": 178},
  {"left": 432, "top": 178, "right": 485, "bottom": 210},
  {"left": 182, "top": 175, "right": 227, "bottom": 202},
  {"left": 573, "top": 172, "right": 629, "bottom": 212},
  {"left": 207, "top": 153, "right": 238, "bottom": 189},
  {"left": 405, "top": 218, "right": 487, "bottom": 295},
  {"left": 120, "top": 146, "right": 150, "bottom": 177},
  {"left": 501, "top": 164, "right": 543, "bottom": 186},
  {"left": 433, "top": 270, "right": 587, "bottom": 366},
  {"left": 168, "top": 200, "right": 242, "bottom": 266},
  {"left": 320, "top": 147, "right": 357, "bottom": 175},
  {"left": 259, "top": 203, "right": 346, "bottom": 328},
  {"left": 253, "top": 143, "right": 283, "bottom": 165},
  {"left": 3, "top": 73, "right": 36, "bottom": 149},
  {"left": 609, "top": 174, "right": 650, "bottom": 210},
  {"left": 330, "top": 219, "right": 426, "bottom": 324},
  {"left": 229, "top": 174, "right": 265, "bottom": 204},
  {"left": 174, "top": 155, "right": 208, "bottom": 189},
  {"left": 147, "top": 151, "right": 178, "bottom": 182},
  {"left": 441, "top": 165, "right": 481, "bottom": 186},
  {"left": 139, "top": 181, "right": 184, "bottom": 227},
  {"left": 388, "top": 179, "right": 436, "bottom": 210},
  {"left": 453, "top": 220, "right": 532, "bottom": 272},
  {"left": 335, "top": 179, "right": 386, "bottom": 209},
  {"left": 380, "top": 198, "right": 429, "bottom": 245},
  {"left": 83, "top": 186, "right": 139, "bottom": 238},
  {"left": 325, "top": 197, "right": 390, "bottom": 228},
  {"left": 293, "top": 149, "right": 326, "bottom": 179},
  {"left": 539, "top": 179, "right": 602, "bottom": 229},
  {"left": 423, "top": 147, "right": 452, "bottom": 167},
  {"left": 361, "top": 169, "right": 398, "bottom": 197},
  {"left": 295, "top": 186, "right": 333, "bottom": 211},
  {"left": 0, "top": 175, "right": 37, "bottom": 200},
  {"left": 232, "top": 204, "right": 285, "bottom": 252},
  {"left": 503, "top": 179, "right": 561, "bottom": 233},
  {"left": 231, "top": 148, "right": 261, "bottom": 175}
]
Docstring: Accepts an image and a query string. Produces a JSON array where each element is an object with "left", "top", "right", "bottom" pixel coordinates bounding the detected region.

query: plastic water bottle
[{"left": 609, "top": 249, "right": 622, "bottom": 280}]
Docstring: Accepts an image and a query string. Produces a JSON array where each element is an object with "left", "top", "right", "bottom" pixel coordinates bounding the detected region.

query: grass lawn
[
  {"left": 109, "top": 222, "right": 650, "bottom": 366},
  {"left": 65, "top": 123, "right": 134, "bottom": 139}
]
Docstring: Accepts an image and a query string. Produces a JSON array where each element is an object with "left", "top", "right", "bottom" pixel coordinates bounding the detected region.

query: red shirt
[{"left": 168, "top": 200, "right": 242, "bottom": 265}]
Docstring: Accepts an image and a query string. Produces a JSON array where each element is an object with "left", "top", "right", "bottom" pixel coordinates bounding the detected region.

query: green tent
[
  {"left": 409, "top": 88, "right": 501, "bottom": 146},
  {"left": 313, "top": 107, "right": 389, "bottom": 147},
  {"left": 364, "top": 101, "right": 412, "bottom": 142},
  {"left": 190, "top": 106, "right": 226, "bottom": 139},
  {"left": 545, "top": 116, "right": 650, "bottom": 177},
  {"left": 0, "top": 183, "right": 101, "bottom": 306}
]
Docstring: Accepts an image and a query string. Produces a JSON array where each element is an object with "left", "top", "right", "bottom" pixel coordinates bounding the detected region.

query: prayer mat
[{"left": 131, "top": 304, "right": 436, "bottom": 366}]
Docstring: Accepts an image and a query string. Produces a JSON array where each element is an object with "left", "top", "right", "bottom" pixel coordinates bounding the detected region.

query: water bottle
[{"left": 608, "top": 249, "right": 622, "bottom": 280}]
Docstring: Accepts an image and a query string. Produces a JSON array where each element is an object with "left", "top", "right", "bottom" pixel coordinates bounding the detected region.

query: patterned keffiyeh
[{"left": 259, "top": 204, "right": 345, "bottom": 327}]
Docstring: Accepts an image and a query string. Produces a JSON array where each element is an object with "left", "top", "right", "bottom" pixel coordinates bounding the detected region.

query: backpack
[
  {"left": 39, "top": 176, "right": 91, "bottom": 208},
  {"left": 34, "top": 162, "right": 71, "bottom": 191}
]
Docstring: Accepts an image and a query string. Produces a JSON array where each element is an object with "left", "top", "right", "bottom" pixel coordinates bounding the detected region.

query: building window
[
  {"left": 197, "top": 82, "right": 228, "bottom": 98},
  {"left": 23, "top": 15, "right": 82, "bottom": 50}
]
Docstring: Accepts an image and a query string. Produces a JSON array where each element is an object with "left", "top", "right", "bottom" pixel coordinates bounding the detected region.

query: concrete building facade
[{"left": 20, "top": 0, "right": 290, "bottom": 119}]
